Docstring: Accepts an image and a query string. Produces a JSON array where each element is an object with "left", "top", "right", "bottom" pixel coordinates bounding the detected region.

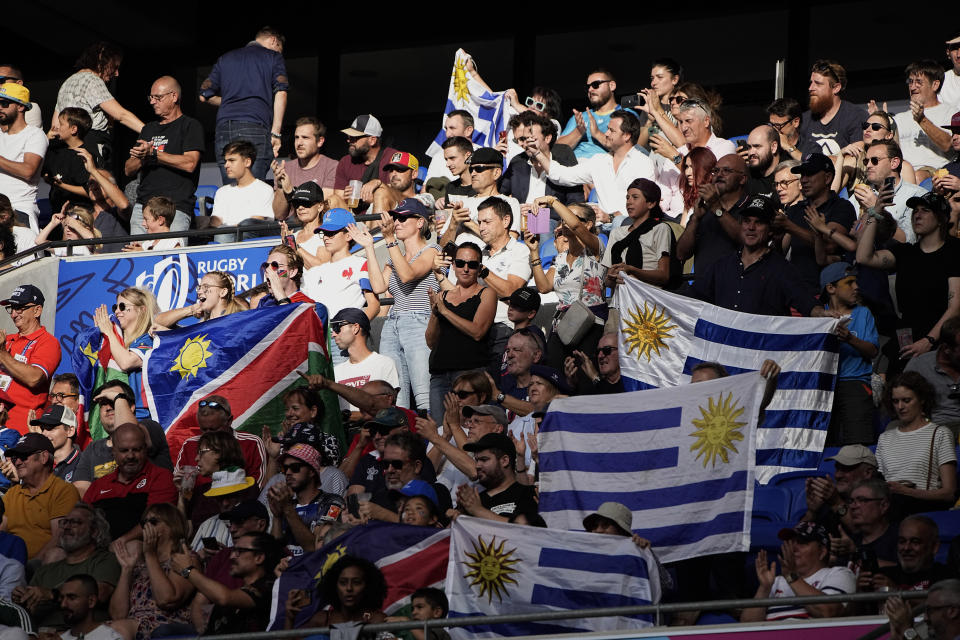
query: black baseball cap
[
  {"left": 219, "top": 499, "right": 269, "bottom": 522},
  {"left": 529, "top": 364, "right": 572, "bottom": 394},
  {"left": 331, "top": 308, "right": 371, "bottom": 336},
  {"left": 0, "top": 285, "right": 44, "bottom": 307},
  {"left": 289, "top": 182, "right": 324, "bottom": 206},
  {"left": 906, "top": 192, "right": 950, "bottom": 217},
  {"left": 467, "top": 147, "right": 503, "bottom": 167},
  {"left": 791, "top": 153, "right": 835, "bottom": 176},
  {"left": 364, "top": 407, "right": 409, "bottom": 433},
  {"left": 740, "top": 195, "right": 778, "bottom": 223},
  {"left": 508, "top": 287, "right": 541, "bottom": 313},
  {"left": 7, "top": 433, "right": 55, "bottom": 458},
  {"left": 464, "top": 432, "right": 516, "bottom": 466}
]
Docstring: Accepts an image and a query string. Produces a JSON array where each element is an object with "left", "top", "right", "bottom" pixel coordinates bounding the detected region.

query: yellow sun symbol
[
  {"left": 622, "top": 302, "right": 678, "bottom": 362},
  {"left": 169, "top": 334, "right": 213, "bottom": 379},
  {"left": 82, "top": 342, "right": 99, "bottom": 368},
  {"left": 463, "top": 535, "right": 520, "bottom": 604},
  {"left": 689, "top": 393, "right": 747, "bottom": 468},
  {"left": 317, "top": 544, "right": 347, "bottom": 579},
  {"left": 452, "top": 58, "right": 470, "bottom": 104}
]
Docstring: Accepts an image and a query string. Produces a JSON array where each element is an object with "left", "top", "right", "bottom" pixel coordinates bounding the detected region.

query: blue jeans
[
  {"left": 215, "top": 119, "right": 273, "bottom": 182},
  {"left": 130, "top": 202, "right": 192, "bottom": 236},
  {"left": 379, "top": 312, "right": 431, "bottom": 413}
]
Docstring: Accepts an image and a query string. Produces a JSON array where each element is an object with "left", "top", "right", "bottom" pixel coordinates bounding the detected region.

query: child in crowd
[
  {"left": 35, "top": 203, "right": 101, "bottom": 256},
  {"left": 123, "top": 196, "right": 181, "bottom": 251}
]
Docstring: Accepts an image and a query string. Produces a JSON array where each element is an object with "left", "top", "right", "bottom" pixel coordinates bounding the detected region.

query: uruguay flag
[
  {"left": 613, "top": 276, "right": 840, "bottom": 483},
  {"left": 142, "top": 303, "right": 344, "bottom": 458},
  {"left": 446, "top": 516, "right": 661, "bottom": 638},
  {"left": 424, "top": 49, "right": 508, "bottom": 161}
]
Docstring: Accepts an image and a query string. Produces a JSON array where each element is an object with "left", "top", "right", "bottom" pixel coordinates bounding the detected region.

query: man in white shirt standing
[
  {"left": 535, "top": 110, "right": 655, "bottom": 220},
  {"left": 332, "top": 308, "right": 399, "bottom": 412},
  {"left": 211, "top": 139, "right": 274, "bottom": 243},
  {"left": 894, "top": 59, "right": 959, "bottom": 182},
  {"left": 0, "top": 83, "right": 47, "bottom": 231}
]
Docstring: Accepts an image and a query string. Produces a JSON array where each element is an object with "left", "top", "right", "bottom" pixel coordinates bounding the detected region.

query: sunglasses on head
[
  {"left": 468, "top": 165, "right": 497, "bottom": 174},
  {"left": 597, "top": 345, "right": 617, "bottom": 356},
  {"left": 380, "top": 458, "right": 406, "bottom": 470},
  {"left": 281, "top": 462, "right": 306, "bottom": 473},
  {"left": 524, "top": 96, "right": 545, "bottom": 111},
  {"left": 198, "top": 399, "right": 226, "bottom": 411},
  {"left": 454, "top": 258, "right": 480, "bottom": 270},
  {"left": 861, "top": 121, "right": 888, "bottom": 132},
  {"left": 586, "top": 80, "right": 609, "bottom": 90},
  {"left": 112, "top": 302, "right": 135, "bottom": 313}
]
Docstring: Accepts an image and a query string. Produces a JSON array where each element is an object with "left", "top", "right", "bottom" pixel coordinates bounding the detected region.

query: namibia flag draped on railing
[{"left": 142, "top": 303, "right": 344, "bottom": 458}]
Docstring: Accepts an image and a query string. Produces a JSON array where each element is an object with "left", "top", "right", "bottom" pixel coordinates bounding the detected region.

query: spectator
[
  {"left": 91, "top": 287, "right": 156, "bottom": 419},
  {"left": 802, "top": 445, "right": 880, "bottom": 532},
  {"left": 302, "top": 208, "right": 380, "bottom": 321},
  {"left": 176, "top": 430, "right": 249, "bottom": 532},
  {"left": 843, "top": 478, "right": 898, "bottom": 569},
  {"left": 0, "top": 193, "right": 36, "bottom": 257},
  {"left": 603, "top": 179, "right": 673, "bottom": 292},
  {"left": 124, "top": 75, "right": 204, "bottom": 235},
  {"left": 635, "top": 59, "right": 684, "bottom": 147},
  {"left": 0, "top": 83, "right": 47, "bottom": 231},
  {"left": 210, "top": 140, "right": 274, "bottom": 242},
  {"left": 458, "top": 433, "right": 537, "bottom": 521},
  {"left": 798, "top": 60, "right": 868, "bottom": 156},
  {"left": 780, "top": 153, "right": 857, "bottom": 289},
  {"left": 357, "top": 431, "right": 447, "bottom": 523},
  {"left": 51, "top": 42, "right": 144, "bottom": 162},
  {"left": 744, "top": 125, "right": 789, "bottom": 198},
  {"left": 894, "top": 60, "right": 957, "bottom": 182},
  {"left": 366, "top": 151, "right": 426, "bottom": 216},
  {"left": 766, "top": 97, "right": 803, "bottom": 161},
  {"left": 773, "top": 159, "right": 802, "bottom": 209},
  {"left": 393, "top": 587, "right": 450, "bottom": 640},
  {"left": 122, "top": 196, "right": 181, "bottom": 252},
  {"left": 353, "top": 201, "right": 440, "bottom": 412},
  {"left": 42, "top": 107, "right": 100, "bottom": 214},
  {"left": 886, "top": 578, "right": 960, "bottom": 640},
  {"left": 426, "top": 242, "right": 496, "bottom": 425},
  {"left": 876, "top": 372, "right": 957, "bottom": 515},
  {"left": 3, "top": 433, "right": 79, "bottom": 561},
  {"left": 0, "top": 502, "right": 24, "bottom": 599},
  {"left": 47, "top": 373, "right": 84, "bottom": 449},
  {"left": 438, "top": 147, "right": 521, "bottom": 246},
  {"left": 582, "top": 502, "right": 655, "bottom": 552},
  {"left": 0, "top": 65, "right": 40, "bottom": 128},
  {"left": 818, "top": 263, "right": 879, "bottom": 445},
  {"left": 501, "top": 112, "right": 580, "bottom": 206},
  {"left": 170, "top": 530, "right": 279, "bottom": 636},
  {"left": 398, "top": 487, "right": 444, "bottom": 529},
  {"left": 677, "top": 147, "right": 717, "bottom": 226},
  {"left": 541, "top": 111, "right": 654, "bottom": 221},
  {"left": 154, "top": 271, "right": 246, "bottom": 329},
  {"left": 495, "top": 329, "right": 544, "bottom": 419},
  {"left": 849, "top": 140, "right": 928, "bottom": 243},
  {"left": 30, "top": 405, "right": 82, "bottom": 482},
  {"left": 56, "top": 574, "right": 122, "bottom": 640},
  {"left": 835, "top": 111, "right": 918, "bottom": 195},
  {"left": 35, "top": 205, "right": 101, "bottom": 256},
  {"left": 15, "top": 503, "right": 119, "bottom": 631},
  {"left": 526, "top": 198, "right": 605, "bottom": 368},
  {"left": 83, "top": 423, "right": 177, "bottom": 544},
  {"left": 285, "top": 556, "right": 388, "bottom": 629},
  {"left": 905, "top": 316, "right": 960, "bottom": 436},
  {"left": 425, "top": 110, "right": 476, "bottom": 184},
  {"left": 857, "top": 192, "right": 960, "bottom": 358},
  {"left": 333, "top": 114, "right": 399, "bottom": 206},
  {"left": 505, "top": 287, "right": 542, "bottom": 336},
  {"left": 253, "top": 244, "right": 313, "bottom": 308},
  {"left": 342, "top": 406, "right": 422, "bottom": 494},
  {"left": 278, "top": 182, "right": 325, "bottom": 266},
  {"left": 0, "top": 285, "right": 61, "bottom": 433},
  {"left": 557, "top": 68, "right": 623, "bottom": 159},
  {"left": 81, "top": 150, "right": 130, "bottom": 254},
  {"left": 564, "top": 332, "right": 623, "bottom": 395},
  {"left": 436, "top": 136, "right": 474, "bottom": 203},
  {"left": 331, "top": 308, "right": 399, "bottom": 411},
  {"left": 267, "top": 443, "right": 344, "bottom": 553},
  {"left": 741, "top": 522, "right": 855, "bottom": 621},
  {"left": 870, "top": 516, "right": 955, "bottom": 592},
  {"left": 200, "top": 27, "right": 288, "bottom": 181},
  {"left": 944, "top": 36, "right": 960, "bottom": 106},
  {"left": 271, "top": 117, "right": 337, "bottom": 219},
  {"left": 260, "top": 421, "right": 346, "bottom": 500},
  {"left": 108, "top": 504, "right": 195, "bottom": 640},
  {"left": 504, "top": 364, "right": 568, "bottom": 474},
  {"left": 672, "top": 98, "right": 737, "bottom": 163}
]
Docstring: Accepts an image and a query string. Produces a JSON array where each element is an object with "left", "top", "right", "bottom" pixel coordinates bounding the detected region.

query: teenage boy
[
  {"left": 42, "top": 107, "right": 101, "bottom": 212},
  {"left": 211, "top": 139, "right": 274, "bottom": 242}
]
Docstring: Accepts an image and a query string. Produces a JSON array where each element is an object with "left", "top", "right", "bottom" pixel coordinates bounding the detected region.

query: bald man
[
  {"left": 744, "top": 125, "right": 788, "bottom": 198},
  {"left": 124, "top": 74, "right": 205, "bottom": 235}
]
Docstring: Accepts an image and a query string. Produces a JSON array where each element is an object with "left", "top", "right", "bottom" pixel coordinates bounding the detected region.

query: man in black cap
[
  {"left": 691, "top": 195, "right": 831, "bottom": 317},
  {"left": 438, "top": 147, "right": 522, "bottom": 246},
  {"left": 778, "top": 152, "right": 856, "bottom": 289},
  {"left": 333, "top": 114, "right": 399, "bottom": 206},
  {"left": 0, "top": 284, "right": 61, "bottom": 434},
  {"left": 332, "top": 308, "right": 399, "bottom": 414},
  {"left": 344, "top": 407, "right": 437, "bottom": 497},
  {"left": 30, "top": 405, "right": 81, "bottom": 482},
  {"left": 458, "top": 433, "right": 537, "bottom": 522},
  {"left": 506, "top": 287, "right": 542, "bottom": 333}
]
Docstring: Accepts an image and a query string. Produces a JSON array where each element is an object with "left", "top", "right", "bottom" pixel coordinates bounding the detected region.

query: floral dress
[{"left": 128, "top": 558, "right": 193, "bottom": 640}]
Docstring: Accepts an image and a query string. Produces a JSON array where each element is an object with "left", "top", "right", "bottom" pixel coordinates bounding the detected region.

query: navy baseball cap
[
  {"left": 1, "top": 285, "right": 44, "bottom": 307},
  {"left": 791, "top": 153, "right": 835, "bottom": 176},
  {"left": 819, "top": 262, "right": 857, "bottom": 290},
  {"left": 331, "top": 307, "right": 371, "bottom": 336}
]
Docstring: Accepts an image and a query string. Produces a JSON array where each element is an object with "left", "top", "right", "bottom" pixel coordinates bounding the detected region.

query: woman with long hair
[
  {"left": 153, "top": 270, "right": 247, "bottom": 330},
  {"left": 678, "top": 147, "right": 718, "bottom": 226},
  {"left": 834, "top": 110, "right": 917, "bottom": 193},
  {"left": 285, "top": 555, "right": 389, "bottom": 631}
]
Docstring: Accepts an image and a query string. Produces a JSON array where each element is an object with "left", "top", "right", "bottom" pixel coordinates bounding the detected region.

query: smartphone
[
  {"left": 620, "top": 94, "right": 644, "bottom": 108},
  {"left": 737, "top": 139, "right": 749, "bottom": 153},
  {"left": 498, "top": 131, "right": 507, "bottom": 143},
  {"left": 346, "top": 494, "right": 360, "bottom": 518},
  {"left": 283, "top": 234, "right": 297, "bottom": 250},
  {"left": 201, "top": 537, "right": 222, "bottom": 551},
  {"left": 443, "top": 242, "right": 458, "bottom": 258},
  {"left": 858, "top": 548, "right": 879, "bottom": 573},
  {"left": 883, "top": 176, "right": 896, "bottom": 192}
]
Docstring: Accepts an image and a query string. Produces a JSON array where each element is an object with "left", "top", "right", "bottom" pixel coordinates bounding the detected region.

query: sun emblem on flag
[
  {"left": 316, "top": 544, "right": 347, "bottom": 579},
  {"left": 452, "top": 58, "right": 471, "bottom": 105},
  {"left": 463, "top": 535, "right": 520, "bottom": 603},
  {"left": 169, "top": 334, "right": 213, "bottom": 379},
  {"left": 81, "top": 342, "right": 99, "bottom": 367},
  {"left": 622, "top": 302, "right": 677, "bottom": 362},
  {"left": 689, "top": 393, "right": 746, "bottom": 468}
]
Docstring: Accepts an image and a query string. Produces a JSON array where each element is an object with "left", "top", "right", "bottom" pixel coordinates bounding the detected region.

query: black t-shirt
[
  {"left": 93, "top": 208, "right": 129, "bottom": 254},
  {"left": 444, "top": 179, "right": 475, "bottom": 198},
  {"left": 879, "top": 562, "right": 956, "bottom": 591},
  {"left": 785, "top": 192, "right": 857, "bottom": 288},
  {"left": 746, "top": 150, "right": 792, "bottom": 199},
  {"left": 42, "top": 140, "right": 103, "bottom": 213},
  {"left": 853, "top": 523, "right": 899, "bottom": 567},
  {"left": 692, "top": 193, "right": 749, "bottom": 276},
  {"left": 136, "top": 115, "right": 205, "bottom": 214},
  {"left": 349, "top": 453, "right": 438, "bottom": 493},
  {"left": 54, "top": 445, "right": 82, "bottom": 483},
  {"left": 889, "top": 237, "right": 960, "bottom": 340},
  {"left": 204, "top": 577, "right": 274, "bottom": 636},
  {"left": 799, "top": 100, "right": 868, "bottom": 156},
  {"left": 479, "top": 481, "right": 538, "bottom": 518}
]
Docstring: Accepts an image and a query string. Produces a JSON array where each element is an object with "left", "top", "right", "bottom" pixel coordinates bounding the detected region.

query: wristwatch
[
  {"left": 496, "top": 392, "right": 505, "bottom": 404},
  {"left": 479, "top": 266, "right": 490, "bottom": 279},
  {"left": 271, "top": 132, "right": 282, "bottom": 139},
  {"left": 180, "top": 566, "right": 193, "bottom": 578},
  {"left": 671, "top": 154, "right": 682, "bottom": 166},
  {"left": 714, "top": 208, "right": 724, "bottom": 218},
  {"left": 834, "top": 504, "right": 848, "bottom": 517},
  {"left": 904, "top": 628, "right": 919, "bottom": 640},
  {"left": 785, "top": 572, "right": 800, "bottom": 584},
  {"left": 925, "top": 335, "right": 937, "bottom": 347}
]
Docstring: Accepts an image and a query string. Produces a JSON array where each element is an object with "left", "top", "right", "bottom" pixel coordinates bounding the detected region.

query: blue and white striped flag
[
  {"left": 445, "top": 516, "right": 660, "bottom": 638},
  {"left": 612, "top": 276, "right": 840, "bottom": 483},
  {"left": 538, "top": 372, "right": 765, "bottom": 564},
  {"left": 424, "top": 49, "right": 508, "bottom": 160}
]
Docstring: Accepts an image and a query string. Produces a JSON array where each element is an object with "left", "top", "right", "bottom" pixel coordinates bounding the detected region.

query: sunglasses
[
  {"left": 454, "top": 259, "right": 480, "bottom": 270},
  {"left": 468, "top": 165, "right": 497, "bottom": 173},
  {"left": 291, "top": 200, "right": 316, "bottom": 209},
  {"left": 198, "top": 399, "right": 227, "bottom": 411},
  {"left": 260, "top": 261, "right": 288, "bottom": 275},
  {"left": 453, "top": 389, "right": 476, "bottom": 399},
  {"left": 111, "top": 302, "right": 136, "bottom": 313},
  {"left": 863, "top": 156, "right": 889, "bottom": 166},
  {"left": 388, "top": 212, "right": 418, "bottom": 222},
  {"left": 861, "top": 121, "right": 889, "bottom": 132},
  {"left": 597, "top": 345, "right": 618, "bottom": 356},
  {"left": 321, "top": 227, "right": 346, "bottom": 236},
  {"left": 140, "top": 517, "right": 161, "bottom": 526},
  {"left": 0, "top": 101, "right": 12, "bottom": 109},
  {"left": 668, "top": 95, "right": 687, "bottom": 105},
  {"left": 950, "top": 43, "right": 960, "bottom": 52},
  {"left": 281, "top": 462, "right": 306, "bottom": 473},
  {"left": 95, "top": 396, "right": 117, "bottom": 408},
  {"left": 380, "top": 459, "right": 406, "bottom": 470},
  {"left": 345, "top": 135, "right": 368, "bottom": 144},
  {"left": 586, "top": 80, "right": 610, "bottom": 90},
  {"left": 524, "top": 96, "right": 545, "bottom": 111},
  {"left": 330, "top": 321, "right": 353, "bottom": 333}
]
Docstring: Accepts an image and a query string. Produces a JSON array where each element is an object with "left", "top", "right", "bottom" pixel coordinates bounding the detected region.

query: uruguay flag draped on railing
[
  {"left": 538, "top": 372, "right": 764, "bottom": 564},
  {"left": 142, "top": 303, "right": 344, "bottom": 458},
  {"left": 446, "top": 516, "right": 661, "bottom": 638},
  {"left": 612, "top": 276, "right": 840, "bottom": 483},
  {"left": 424, "top": 49, "right": 508, "bottom": 161}
]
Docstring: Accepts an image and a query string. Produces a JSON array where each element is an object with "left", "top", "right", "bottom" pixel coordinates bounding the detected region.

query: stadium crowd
[{"left": 0, "top": 23, "right": 960, "bottom": 640}]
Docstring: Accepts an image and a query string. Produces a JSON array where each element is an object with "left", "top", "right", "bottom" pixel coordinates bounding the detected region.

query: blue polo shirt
[{"left": 200, "top": 42, "right": 288, "bottom": 129}]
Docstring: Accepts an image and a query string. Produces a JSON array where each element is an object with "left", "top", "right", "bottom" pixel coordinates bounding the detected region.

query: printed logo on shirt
[
  {"left": 98, "top": 488, "right": 112, "bottom": 495},
  {"left": 136, "top": 478, "right": 147, "bottom": 489},
  {"left": 326, "top": 505, "right": 342, "bottom": 521},
  {"left": 366, "top": 466, "right": 379, "bottom": 482},
  {"left": 340, "top": 375, "right": 371, "bottom": 390},
  {"left": 342, "top": 267, "right": 353, "bottom": 279},
  {"left": 150, "top": 135, "right": 169, "bottom": 152}
]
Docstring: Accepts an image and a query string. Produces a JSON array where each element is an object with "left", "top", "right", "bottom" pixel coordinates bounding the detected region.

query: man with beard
[
  {"left": 267, "top": 443, "right": 343, "bottom": 553},
  {"left": 744, "top": 125, "right": 790, "bottom": 198},
  {"left": 798, "top": 60, "right": 867, "bottom": 156},
  {"left": 558, "top": 68, "right": 623, "bottom": 159},
  {"left": 893, "top": 60, "right": 958, "bottom": 182},
  {"left": 271, "top": 117, "right": 338, "bottom": 219},
  {"left": 458, "top": 433, "right": 536, "bottom": 521},
  {"left": 0, "top": 83, "right": 47, "bottom": 230},
  {"left": 369, "top": 152, "right": 425, "bottom": 214},
  {"left": 333, "top": 114, "right": 399, "bottom": 208},
  {"left": 56, "top": 574, "right": 122, "bottom": 640},
  {"left": 850, "top": 140, "right": 927, "bottom": 243},
  {"left": 15, "top": 503, "right": 119, "bottom": 630}
]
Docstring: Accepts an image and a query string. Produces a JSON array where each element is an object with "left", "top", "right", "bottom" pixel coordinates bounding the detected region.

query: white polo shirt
[
  {"left": 547, "top": 146, "right": 655, "bottom": 216},
  {"left": 482, "top": 237, "right": 532, "bottom": 326}
]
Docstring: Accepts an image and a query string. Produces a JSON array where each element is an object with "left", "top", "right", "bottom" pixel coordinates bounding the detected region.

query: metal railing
[{"left": 194, "top": 590, "right": 925, "bottom": 640}]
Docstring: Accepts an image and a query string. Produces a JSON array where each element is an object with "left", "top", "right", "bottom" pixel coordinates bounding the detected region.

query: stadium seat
[
  {"left": 194, "top": 185, "right": 219, "bottom": 216},
  {"left": 539, "top": 236, "right": 558, "bottom": 271},
  {"left": 417, "top": 165, "right": 428, "bottom": 191},
  {"left": 919, "top": 177, "right": 933, "bottom": 192},
  {"left": 770, "top": 470, "right": 820, "bottom": 521},
  {"left": 752, "top": 485, "right": 791, "bottom": 522},
  {"left": 728, "top": 134, "right": 748, "bottom": 145}
]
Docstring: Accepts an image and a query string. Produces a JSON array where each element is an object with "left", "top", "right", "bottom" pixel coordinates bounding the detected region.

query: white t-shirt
[
  {"left": 894, "top": 102, "right": 959, "bottom": 169},
  {"left": 142, "top": 237, "right": 182, "bottom": 251},
  {"left": 298, "top": 233, "right": 324, "bottom": 259},
  {"left": 939, "top": 71, "right": 960, "bottom": 118},
  {"left": 60, "top": 625, "right": 124, "bottom": 640},
  {"left": 211, "top": 179, "right": 274, "bottom": 227},
  {"left": 877, "top": 422, "right": 957, "bottom": 489},
  {"left": 765, "top": 566, "right": 856, "bottom": 620},
  {"left": 302, "top": 254, "right": 371, "bottom": 318},
  {"left": 0, "top": 125, "right": 48, "bottom": 229},
  {"left": 335, "top": 351, "right": 400, "bottom": 410},
  {"left": 482, "top": 238, "right": 532, "bottom": 325}
]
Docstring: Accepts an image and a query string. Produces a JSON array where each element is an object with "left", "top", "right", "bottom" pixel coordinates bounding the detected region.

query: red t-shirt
[
  {"left": 84, "top": 461, "right": 177, "bottom": 538},
  {"left": 333, "top": 147, "right": 400, "bottom": 191},
  {"left": 0, "top": 327, "right": 61, "bottom": 434}
]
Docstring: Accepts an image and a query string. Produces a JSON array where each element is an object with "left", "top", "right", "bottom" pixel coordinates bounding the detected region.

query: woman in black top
[{"left": 426, "top": 242, "right": 497, "bottom": 426}]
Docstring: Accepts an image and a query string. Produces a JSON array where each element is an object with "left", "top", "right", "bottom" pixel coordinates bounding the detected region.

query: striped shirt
[
  {"left": 387, "top": 243, "right": 440, "bottom": 314},
  {"left": 765, "top": 566, "right": 855, "bottom": 620},
  {"left": 877, "top": 422, "right": 957, "bottom": 489}
]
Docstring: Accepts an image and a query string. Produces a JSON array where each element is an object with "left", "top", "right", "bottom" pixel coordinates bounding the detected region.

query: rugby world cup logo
[{"left": 135, "top": 253, "right": 192, "bottom": 311}]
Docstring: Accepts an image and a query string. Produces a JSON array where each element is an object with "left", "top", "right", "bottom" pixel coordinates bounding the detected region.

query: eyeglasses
[
  {"left": 468, "top": 165, "right": 498, "bottom": 173},
  {"left": 330, "top": 321, "right": 353, "bottom": 333},
  {"left": 147, "top": 92, "right": 174, "bottom": 102},
  {"left": 454, "top": 259, "right": 480, "bottom": 270},
  {"left": 767, "top": 120, "right": 790, "bottom": 131},
  {"left": 524, "top": 96, "right": 545, "bottom": 111},
  {"left": 198, "top": 399, "right": 227, "bottom": 411},
  {"left": 281, "top": 462, "right": 306, "bottom": 473},
  {"left": 861, "top": 121, "right": 889, "bottom": 132},
  {"left": 847, "top": 496, "right": 885, "bottom": 505},
  {"left": 50, "top": 392, "right": 79, "bottom": 401},
  {"left": 140, "top": 517, "right": 161, "bottom": 526},
  {"left": 112, "top": 302, "right": 138, "bottom": 313},
  {"left": 5, "top": 304, "right": 38, "bottom": 315},
  {"left": 863, "top": 156, "right": 889, "bottom": 166},
  {"left": 196, "top": 284, "right": 225, "bottom": 294},
  {"left": 453, "top": 389, "right": 476, "bottom": 399},
  {"left": 230, "top": 546, "right": 261, "bottom": 556},
  {"left": 586, "top": 80, "right": 611, "bottom": 90},
  {"left": 197, "top": 448, "right": 214, "bottom": 456},
  {"left": 774, "top": 178, "right": 800, "bottom": 189},
  {"left": 597, "top": 345, "right": 618, "bottom": 356},
  {"left": 380, "top": 459, "right": 406, "bottom": 470}
]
